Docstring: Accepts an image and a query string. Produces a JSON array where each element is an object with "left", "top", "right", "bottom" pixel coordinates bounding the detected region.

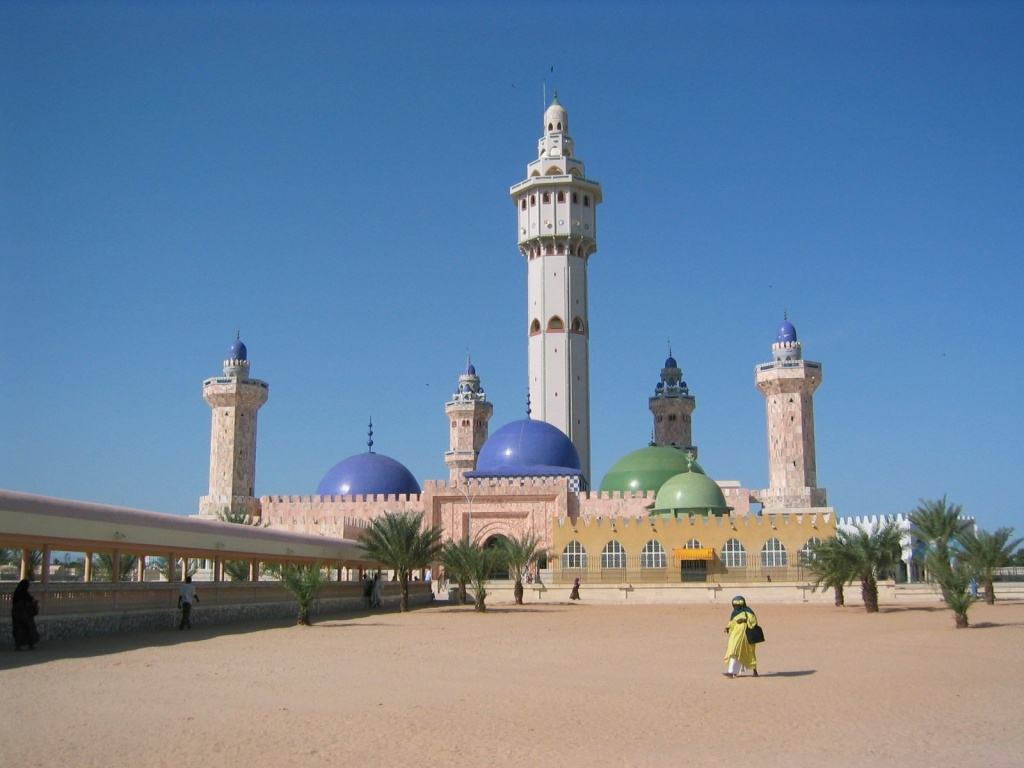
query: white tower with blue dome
[
  {"left": 755, "top": 318, "right": 826, "bottom": 509},
  {"left": 199, "top": 337, "right": 269, "bottom": 518},
  {"left": 510, "top": 96, "right": 601, "bottom": 484}
]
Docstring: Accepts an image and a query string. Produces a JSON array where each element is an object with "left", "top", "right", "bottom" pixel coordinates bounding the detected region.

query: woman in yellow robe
[{"left": 723, "top": 595, "right": 758, "bottom": 677}]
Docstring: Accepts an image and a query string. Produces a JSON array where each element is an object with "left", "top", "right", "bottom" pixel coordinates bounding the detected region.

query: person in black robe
[{"left": 11, "top": 579, "right": 40, "bottom": 651}]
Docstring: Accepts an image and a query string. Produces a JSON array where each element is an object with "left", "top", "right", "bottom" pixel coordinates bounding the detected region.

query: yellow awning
[{"left": 675, "top": 548, "right": 715, "bottom": 560}]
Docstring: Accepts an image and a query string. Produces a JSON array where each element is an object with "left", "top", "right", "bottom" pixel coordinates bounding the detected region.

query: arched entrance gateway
[{"left": 483, "top": 534, "right": 510, "bottom": 579}]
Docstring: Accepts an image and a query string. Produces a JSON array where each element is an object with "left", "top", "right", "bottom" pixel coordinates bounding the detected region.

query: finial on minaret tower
[
  {"left": 200, "top": 336, "right": 269, "bottom": 518},
  {"left": 366, "top": 418, "right": 374, "bottom": 453},
  {"left": 444, "top": 357, "right": 493, "bottom": 485},
  {"left": 510, "top": 96, "right": 601, "bottom": 484},
  {"left": 755, "top": 317, "right": 826, "bottom": 509},
  {"left": 649, "top": 346, "right": 697, "bottom": 455}
]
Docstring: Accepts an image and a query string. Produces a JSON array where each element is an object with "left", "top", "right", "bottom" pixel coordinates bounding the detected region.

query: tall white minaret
[
  {"left": 199, "top": 336, "right": 269, "bottom": 519},
  {"left": 755, "top": 318, "right": 827, "bottom": 510},
  {"left": 510, "top": 96, "right": 601, "bottom": 484}
]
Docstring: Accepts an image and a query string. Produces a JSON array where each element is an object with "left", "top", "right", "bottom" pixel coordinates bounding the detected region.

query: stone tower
[
  {"left": 510, "top": 95, "right": 601, "bottom": 484},
  {"left": 649, "top": 350, "right": 697, "bottom": 456},
  {"left": 755, "top": 318, "right": 826, "bottom": 509},
  {"left": 444, "top": 358, "right": 492, "bottom": 485},
  {"left": 199, "top": 337, "right": 269, "bottom": 519}
]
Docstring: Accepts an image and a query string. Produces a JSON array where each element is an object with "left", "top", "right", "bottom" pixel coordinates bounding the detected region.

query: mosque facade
[{"left": 199, "top": 99, "right": 836, "bottom": 583}]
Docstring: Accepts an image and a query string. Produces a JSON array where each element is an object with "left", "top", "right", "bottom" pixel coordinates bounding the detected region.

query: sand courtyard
[{"left": 3, "top": 598, "right": 1022, "bottom": 767}]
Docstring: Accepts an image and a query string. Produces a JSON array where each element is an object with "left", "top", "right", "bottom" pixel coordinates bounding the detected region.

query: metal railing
[{"left": 552, "top": 557, "right": 808, "bottom": 585}]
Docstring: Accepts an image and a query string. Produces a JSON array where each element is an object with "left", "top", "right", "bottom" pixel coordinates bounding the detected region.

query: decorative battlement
[
  {"left": 557, "top": 511, "right": 833, "bottom": 529},
  {"left": 262, "top": 493, "right": 424, "bottom": 504}
]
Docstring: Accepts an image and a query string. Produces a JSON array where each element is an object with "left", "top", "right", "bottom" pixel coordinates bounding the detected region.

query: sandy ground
[{"left": 2, "top": 597, "right": 1023, "bottom": 768}]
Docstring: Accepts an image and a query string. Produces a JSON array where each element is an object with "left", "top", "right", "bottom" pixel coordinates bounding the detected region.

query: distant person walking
[
  {"left": 363, "top": 574, "right": 374, "bottom": 608},
  {"left": 723, "top": 595, "right": 758, "bottom": 678},
  {"left": 371, "top": 572, "right": 383, "bottom": 609},
  {"left": 178, "top": 576, "right": 199, "bottom": 630},
  {"left": 569, "top": 578, "right": 581, "bottom": 601},
  {"left": 11, "top": 579, "right": 40, "bottom": 650}
]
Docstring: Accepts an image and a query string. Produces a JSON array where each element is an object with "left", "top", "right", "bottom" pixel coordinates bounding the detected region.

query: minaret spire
[
  {"left": 510, "top": 96, "right": 601, "bottom": 485},
  {"left": 649, "top": 347, "right": 697, "bottom": 455},
  {"left": 199, "top": 336, "right": 269, "bottom": 518},
  {"left": 444, "top": 357, "right": 493, "bottom": 485},
  {"left": 755, "top": 317, "right": 826, "bottom": 509}
]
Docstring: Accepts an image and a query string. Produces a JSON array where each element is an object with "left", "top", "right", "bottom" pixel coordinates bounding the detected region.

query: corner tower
[
  {"left": 510, "top": 96, "right": 601, "bottom": 483},
  {"left": 199, "top": 337, "right": 269, "bottom": 518},
  {"left": 755, "top": 319, "right": 826, "bottom": 509},
  {"left": 649, "top": 350, "right": 697, "bottom": 456},
  {"left": 444, "top": 358, "right": 493, "bottom": 485}
]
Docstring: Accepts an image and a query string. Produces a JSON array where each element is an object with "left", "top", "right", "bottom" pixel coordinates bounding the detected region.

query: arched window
[
  {"left": 684, "top": 538, "right": 704, "bottom": 549},
  {"left": 530, "top": 194, "right": 536, "bottom": 206},
  {"left": 542, "top": 192, "right": 551, "bottom": 203},
  {"left": 570, "top": 317, "right": 584, "bottom": 333},
  {"left": 583, "top": 195, "right": 590, "bottom": 207},
  {"left": 601, "top": 540, "right": 626, "bottom": 570},
  {"left": 640, "top": 540, "right": 666, "bottom": 569},
  {"left": 520, "top": 199, "right": 527, "bottom": 210},
  {"left": 761, "top": 537, "right": 788, "bottom": 568},
  {"left": 557, "top": 191, "right": 565, "bottom": 203},
  {"left": 530, "top": 318, "right": 541, "bottom": 334},
  {"left": 562, "top": 540, "right": 587, "bottom": 569},
  {"left": 800, "top": 537, "right": 822, "bottom": 565},
  {"left": 547, "top": 316, "right": 564, "bottom": 331},
  {"left": 721, "top": 538, "right": 747, "bottom": 568},
  {"left": 572, "top": 192, "right": 578, "bottom": 204}
]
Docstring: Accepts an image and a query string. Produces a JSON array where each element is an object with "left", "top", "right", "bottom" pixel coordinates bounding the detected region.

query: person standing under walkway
[{"left": 178, "top": 576, "right": 199, "bottom": 630}]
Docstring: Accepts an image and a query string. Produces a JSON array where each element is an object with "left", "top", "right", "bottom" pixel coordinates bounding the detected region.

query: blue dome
[
  {"left": 665, "top": 356, "right": 677, "bottom": 368},
  {"left": 316, "top": 452, "right": 421, "bottom": 497},
  {"left": 466, "top": 362, "right": 476, "bottom": 376},
  {"left": 228, "top": 338, "right": 247, "bottom": 361},
  {"left": 775, "top": 321, "right": 797, "bottom": 344},
  {"left": 468, "top": 419, "right": 581, "bottom": 477}
]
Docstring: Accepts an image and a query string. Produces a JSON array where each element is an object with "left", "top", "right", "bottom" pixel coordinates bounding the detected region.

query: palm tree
[
  {"left": 3, "top": 549, "right": 43, "bottom": 580},
  {"left": 464, "top": 541, "right": 504, "bottom": 612},
  {"left": 801, "top": 536, "right": 854, "bottom": 607},
  {"left": 908, "top": 496, "right": 971, "bottom": 589},
  {"left": 359, "top": 511, "right": 444, "bottom": 612},
  {"left": 928, "top": 556, "right": 976, "bottom": 628},
  {"left": 223, "top": 560, "right": 252, "bottom": 582},
  {"left": 92, "top": 552, "right": 139, "bottom": 582},
  {"left": 216, "top": 508, "right": 254, "bottom": 525},
  {"left": 440, "top": 538, "right": 476, "bottom": 605},
  {"left": 496, "top": 533, "right": 546, "bottom": 605},
  {"left": 151, "top": 557, "right": 198, "bottom": 582},
  {"left": 957, "top": 527, "right": 1023, "bottom": 605},
  {"left": 836, "top": 520, "right": 903, "bottom": 613},
  {"left": 268, "top": 562, "right": 327, "bottom": 625}
]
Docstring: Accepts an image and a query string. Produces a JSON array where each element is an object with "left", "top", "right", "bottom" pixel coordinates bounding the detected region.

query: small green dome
[
  {"left": 653, "top": 470, "right": 732, "bottom": 517},
  {"left": 599, "top": 446, "right": 704, "bottom": 494}
]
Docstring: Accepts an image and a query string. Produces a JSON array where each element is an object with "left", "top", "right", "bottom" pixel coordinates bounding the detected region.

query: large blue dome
[
  {"left": 316, "top": 452, "right": 421, "bottom": 497},
  {"left": 468, "top": 419, "right": 581, "bottom": 477}
]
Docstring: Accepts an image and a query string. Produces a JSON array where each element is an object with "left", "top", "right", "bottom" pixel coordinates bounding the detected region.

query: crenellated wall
[{"left": 552, "top": 507, "right": 837, "bottom": 582}]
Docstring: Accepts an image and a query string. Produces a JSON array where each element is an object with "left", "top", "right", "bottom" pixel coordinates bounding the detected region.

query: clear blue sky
[{"left": 2, "top": 1, "right": 1021, "bottom": 532}]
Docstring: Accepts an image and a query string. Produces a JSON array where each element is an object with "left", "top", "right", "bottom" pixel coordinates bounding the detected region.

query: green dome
[
  {"left": 599, "top": 445, "right": 704, "bottom": 494},
  {"left": 653, "top": 470, "right": 732, "bottom": 517}
]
